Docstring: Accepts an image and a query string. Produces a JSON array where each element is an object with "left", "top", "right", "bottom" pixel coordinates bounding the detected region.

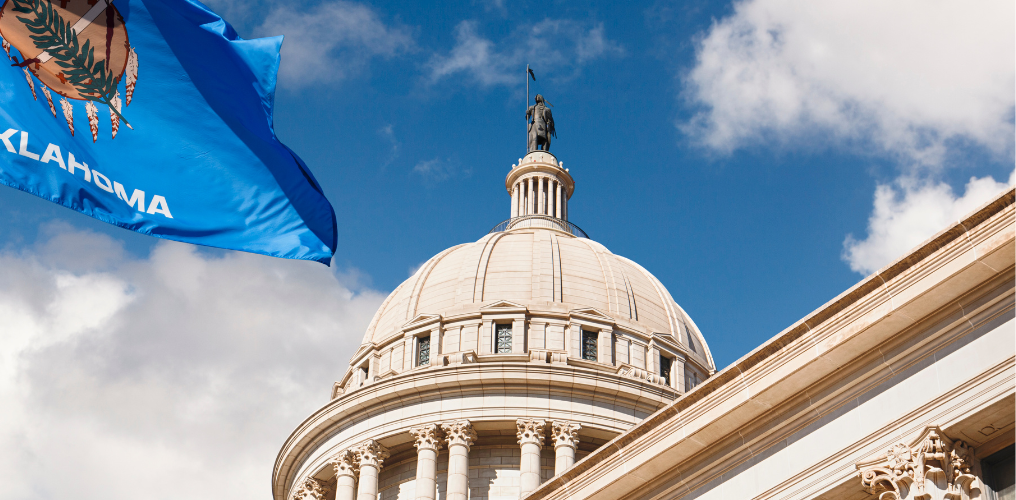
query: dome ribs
[
  {"left": 452, "top": 237, "right": 488, "bottom": 305},
  {"left": 406, "top": 244, "right": 463, "bottom": 320},
  {"left": 473, "top": 232, "right": 506, "bottom": 302},
  {"left": 580, "top": 239, "right": 622, "bottom": 317}
]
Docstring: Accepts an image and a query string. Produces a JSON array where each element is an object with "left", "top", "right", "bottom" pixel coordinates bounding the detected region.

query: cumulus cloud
[
  {"left": 843, "top": 171, "right": 1015, "bottom": 275},
  {"left": 255, "top": 0, "right": 413, "bottom": 89},
  {"left": 429, "top": 19, "right": 623, "bottom": 86},
  {"left": 682, "top": 0, "right": 1015, "bottom": 275},
  {"left": 0, "top": 223, "right": 385, "bottom": 499},
  {"left": 682, "top": 0, "right": 1015, "bottom": 167}
]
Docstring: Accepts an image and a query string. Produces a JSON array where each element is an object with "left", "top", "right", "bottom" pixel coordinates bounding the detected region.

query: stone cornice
[{"left": 525, "top": 188, "right": 1014, "bottom": 500}]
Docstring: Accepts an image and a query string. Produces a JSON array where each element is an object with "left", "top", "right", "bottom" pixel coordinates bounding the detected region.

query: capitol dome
[
  {"left": 362, "top": 230, "right": 713, "bottom": 370},
  {"left": 275, "top": 150, "right": 715, "bottom": 500}
]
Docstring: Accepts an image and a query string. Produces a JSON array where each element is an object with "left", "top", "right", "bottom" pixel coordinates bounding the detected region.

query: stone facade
[
  {"left": 273, "top": 148, "right": 1015, "bottom": 500},
  {"left": 526, "top": 189, "right": 1015, "bottom": 500}
]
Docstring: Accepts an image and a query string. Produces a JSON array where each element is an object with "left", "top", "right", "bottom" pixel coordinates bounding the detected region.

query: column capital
[
  {"left": 441, "top": 420, "right": 477, "bottom": 449},
  {"left": 857, "top": 425, "right": 980, "bottom": 500},
  {"left": 354, "top": 439, "right": 390, "bottom": 470},
  {"left": 551, "top": 421, "right": 581, "bottom": 450},
  {"left": 291, "top": 477, "right": 329, "bottom": 500},
  {"left": 330, "top": 449, "right": 358, "bottom": 478},
  {"left": 516, "top": 418, "right": 547, "bottom": 446},
  {"left": 410, "top": 424, "right": 444, "bottom": 453}
]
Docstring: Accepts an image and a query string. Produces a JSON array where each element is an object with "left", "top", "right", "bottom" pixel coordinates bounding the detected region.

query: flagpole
[{"left": 526, "top": 64, "right": 529, "bottom": 153}]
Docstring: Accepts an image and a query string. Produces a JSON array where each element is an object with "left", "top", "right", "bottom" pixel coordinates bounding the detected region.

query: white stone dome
[
  {"left": 274, "top": 151, "right": 717, "bottom": 500},
  {"left": 360, "top": 229, "right": 714, "bottom": 372}
]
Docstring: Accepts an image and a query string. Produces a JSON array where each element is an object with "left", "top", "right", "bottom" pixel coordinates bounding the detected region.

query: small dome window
[{"left": 582, "top": 330, "right": 598, "bottom": 361}]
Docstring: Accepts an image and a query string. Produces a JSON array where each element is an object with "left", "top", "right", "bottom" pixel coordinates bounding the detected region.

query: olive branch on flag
[{"left": 12, "top": 0, "right": 130, "bottom": 127}]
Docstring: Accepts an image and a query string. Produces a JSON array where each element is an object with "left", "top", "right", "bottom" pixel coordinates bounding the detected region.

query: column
[
  {"left": 511, "top": 184, "right": 519, "bottom": 218},
  {"left": 331, "top": 449, "right": 358, "bottom": 500},
  {"left": 354, "top": 440, "right": 389, "bottom": 500},
  {"left": 562, "top": 191, "right": 568, "bottom": 221},
  {"left": 554, "top": 182, "right": 562, "bottom": 218},
  {"left": 532, "top": 176, "right": 540, "bottom": 213},
  {"left": 550, "top": 421, "right": 581, "bottom": 474},
  {"left": 517, "top": 418, "right": 547, "bottom": 496},
  {"left": 410, "top": 425, "right": 443, "bottom": 500},
  {"left": 441, "top": 420, "right": 477, "bottom": 500},
  {"left": 539, "top": 177, "right": 546, "bottom": 215},
  {"left": 293, "top": 477, "right": 329, "bottom": 500}
]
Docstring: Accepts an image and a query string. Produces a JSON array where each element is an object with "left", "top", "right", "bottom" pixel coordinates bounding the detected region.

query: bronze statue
[{"left": 526, "top": 94, "right": 555, "bottom": 152}]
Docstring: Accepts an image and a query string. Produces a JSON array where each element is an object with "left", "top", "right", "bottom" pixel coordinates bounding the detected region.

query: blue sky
[{"left": 0, "top": 0, "right": 1013, "bottom": 498}]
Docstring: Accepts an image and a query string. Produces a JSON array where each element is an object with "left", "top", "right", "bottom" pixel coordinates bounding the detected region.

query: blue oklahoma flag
[{"left": 0, "top": 0, "right": 336, "bottom": 263}]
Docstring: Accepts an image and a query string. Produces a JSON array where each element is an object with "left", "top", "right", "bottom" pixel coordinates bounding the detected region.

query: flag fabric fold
[{"left": 0, "top": 0, "right": 337, "bottom": 264}]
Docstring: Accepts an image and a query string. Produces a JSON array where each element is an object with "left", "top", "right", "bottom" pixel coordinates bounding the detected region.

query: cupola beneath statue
[{"left": 506, "top": 151, "right": 574, "bottom": 221}]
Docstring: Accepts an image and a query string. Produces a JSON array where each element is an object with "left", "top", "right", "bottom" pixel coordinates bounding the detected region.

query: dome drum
[{"left": 335, "top": 300, "right": 711, "bottom": 401}]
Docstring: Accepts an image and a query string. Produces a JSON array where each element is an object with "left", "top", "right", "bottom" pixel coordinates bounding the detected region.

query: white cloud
[
  {"left": 429, "top": 19, "right": 623, "bottom": 86},
  {"left": 843, "top": 171, "right": 1015, "bottom": 275},
  {"left": 255, "top": 0, "right": 412, "bottom": 89},
  {"left": 682, "top": 0, "right": 1015, "bottom": 167},
  {"left": 412, "top": 157, "right": 471, "bottom": 184},
  {"left": 0, "top": 223, "right": 385, "bottom": 499}
]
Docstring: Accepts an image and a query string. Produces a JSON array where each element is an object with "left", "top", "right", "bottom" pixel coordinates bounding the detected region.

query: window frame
[
  {"left": 581, "top": 330, "right": 598, "bottom": 361},
  {"left": 416, "top": 335, "right": 431, "bottom": 366},
  {"left": 494, "top": 322, "right": 513, "bottom": 354}
]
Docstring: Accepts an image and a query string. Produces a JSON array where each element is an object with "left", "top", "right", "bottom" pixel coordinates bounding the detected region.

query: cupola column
[
  {"left": 410, "top": 425, "right": 443, "bottom": 500},
  {"left": 532, "top": 176, "right": 540, "bottom": 213},
  {"left": 517, "top": 418, "right": 547, "bottom": 496},
  {"left": 505, "top": 152, "right": 575, "bottom": 224},
  {"left": 331, "top": 449, "right": 358, "bottom": 500},
  {"left": 353, "top": 440, "right": 389, "bottom": 500},
  {"left": 441, "top": 420, "right": 477, "bottom": 500},
  {"left": 536, "top": 176, "right": 544, "bottom": 213},
  {"left": 551, "top": 421, "right": 581, "bottom": 474},
  {"left": 555, "top": 181, "right": 562, "bottom": 218},
  {"left": 511, "top": 184, "right": 519, "bottom": 218}
]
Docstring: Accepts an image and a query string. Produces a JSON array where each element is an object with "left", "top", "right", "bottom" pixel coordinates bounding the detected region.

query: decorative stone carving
[
  {"left": 551, "top": 421, "right": 581, "bottom": 450},
  {"left": 354, "top": 439, "right": 390, "bottom": 469},
  {"left": 441, "top": 420, "right": 477, "bottom": 449},
  {"left": 517, "top": 418, "right": 547, "bottom": 445},
  {"left": 857, "top": 426, "right": 981, "bottom": 500},
  {"left": 291, "top": 477, "right": 329, "bottom": 500},
  {"left": 330, "top": 449, "right": 358, "bottom": 477},
  {"left": 410, "top": 424, "right": 444, "bottom": 452},
  {"left": 618, "top": 365, "right": 665, "bottom": 385}
]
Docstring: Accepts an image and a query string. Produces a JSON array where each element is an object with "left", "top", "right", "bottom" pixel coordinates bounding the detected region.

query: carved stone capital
[
  {"left": 857, "top": 426, "right": 981, "bottom": 500},
  {"left": 330, "top": 449, "right": 358, "bottom": 478},
  {"left": 441, "top": 420, "right": 477, "bottom": 449},
  {"left": 354, "top": 439, "right": 390, "bottom": 470},
  {"left": 551, "top": 421, "right": 581, "bottom": 450},
  {"left": 291, "top": 477, "right": 329, "bottom": 500},
  {"left": 516, "top": 418, "right": 547, "bottom": 446},
  {"left": 410, "top": 424, "right": 444, "bottom": 453}
]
